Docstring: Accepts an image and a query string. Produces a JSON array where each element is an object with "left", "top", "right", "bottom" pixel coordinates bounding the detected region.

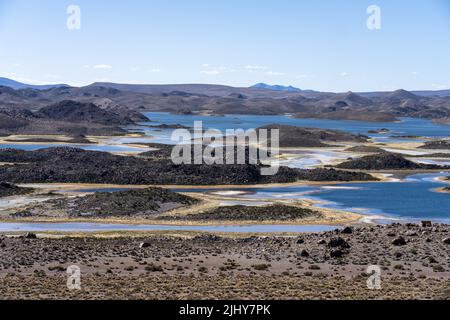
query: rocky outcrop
[
  {"left": 345, "top": 146, "right": 387, "bottom": 153},
  {"left": 293, "top": 110, "right": 398, "bottom": 122},
  {"left": 258, "top": 124, "right": 368, "bottom": 148},
  {"left": 35, "top": 100, "right": 139, "bottom": 125},
  {"left": 418, "top": 140, "right": 450, "bottom": 150},
  {"left": 0, "top": 181, "right": 33, "bottom": 198},
  {"left": 0, "top": 147, "right": 377, "bottom": 185},
  {"left": 336, "top": 153, "right": 448, "bottom": 170},
  {"left": 158, "top": 204, "right": 321, "bottom": 221},
  {"left": 16, "top": 188, "right": 197, "bottom": 218}
]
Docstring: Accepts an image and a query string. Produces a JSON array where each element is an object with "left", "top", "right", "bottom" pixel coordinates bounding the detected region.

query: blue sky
[{"left": 0, "top": 0, "right": 449, "bottom": 92}]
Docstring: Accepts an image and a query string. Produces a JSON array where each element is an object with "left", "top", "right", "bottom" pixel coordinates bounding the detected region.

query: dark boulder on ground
[
  {"left": 139, "top": 242, "right": 152, "bottom": 248},
  {"left": 421, "top": 221, "right": 432, "bottom": 228},
  {"left": 299, "top": 249, "right": 309, "bottom": 257},
  {"left": 392, "top": 237, "right": 407, "bottom": 246},
  {"left": 327, "top": 237, "right": 351, "bottom": 249},
  {"left": 341, "top": 227, "right": 354, "bottom": 234},
  {"left": 24, "top": 233, "right": 37, "bottom": 239},
  {"left": 330, "top": 249, "right": 346, "bottom": 258}
]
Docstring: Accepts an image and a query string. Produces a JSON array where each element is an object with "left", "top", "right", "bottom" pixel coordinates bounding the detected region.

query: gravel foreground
[{"left": 0, "top": 223, "right": 449, "bottom": 300}]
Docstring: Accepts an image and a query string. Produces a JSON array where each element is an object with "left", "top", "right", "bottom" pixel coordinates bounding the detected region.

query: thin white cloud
[
  {"left": 340, "top": 72, "right": 348, "bottom": 77},
  {"left": 245, "top": 65, "right": 267, "bottom": 70},
  {"left": 200, "top": 64, "right": 227, "bottom": 75},
  {"left": 93, "top": 64, "right": 113, "bottom": 69},
  {"left": 296, "top": 74, "right": 315, "bottom": 79},
  {"left": 266, "top": 71, "right": 285, "bottom": 76},
  {"left": 201, "top": 70, "right": 220, "bottom": 75},
  {"left": 151, "top": 68, "right": 162, "bottom": 73}
]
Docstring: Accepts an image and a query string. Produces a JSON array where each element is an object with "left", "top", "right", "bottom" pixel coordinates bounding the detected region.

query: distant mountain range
[
  {"left": 1, "top": 76, "right": 449, "bottom": 97},
  {"left": 0, "top": 77, "right": 69, "bottom": 90},
  {"left": 0, "top": 76, "right": 449, "bottom": 124},
  {"left": 251, "top": 83, "right": 302, "bottom": 93}
]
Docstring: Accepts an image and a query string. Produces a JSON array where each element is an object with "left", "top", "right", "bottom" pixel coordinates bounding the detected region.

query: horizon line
[{"left": 1, "top": 75, "right": 449, "bottom": 94}]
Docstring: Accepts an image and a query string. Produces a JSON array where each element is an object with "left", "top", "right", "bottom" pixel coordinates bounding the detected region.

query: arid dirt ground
[{"left": 1, "top": 223, "right": 449, "bottom": 300}]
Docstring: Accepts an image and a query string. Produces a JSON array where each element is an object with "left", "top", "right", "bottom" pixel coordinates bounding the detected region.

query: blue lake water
[
  {"left": 174, "top": 173, "right": 450, "bottom": 223},
  {"left": 0, "top": 222, "right": 338, "bottom": 233},
  {"left": 308, "top": 173, "right": 450, "bottom": 222},
  {"left": 56, "top": 188, "right": 133, "bottom": 194},
  {"left": 1, "top": 113, "right": 448, "bottom": 231},
  {"left": 0, "top": 143, "right": 145, "bottom": 153},
  {"left": 141, "top": 112, "right": 450, "bottom": 144}
]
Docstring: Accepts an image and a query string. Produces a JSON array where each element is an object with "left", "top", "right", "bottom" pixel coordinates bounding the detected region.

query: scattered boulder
[
  {"left": 387, "top": 232, "right": 396, "bottom": 237},
  {"left": 421, "top": 221, "right": 432, "bottom": 228},
  {"left": 299, "top": 249, "right": 309, "bottom": 257},
  {"left": 443, "top": 238, "right": 450, "bottom": 245},
  {"left": 341, "top": 226, "right": 353, "bottom": 234},
  {"left": 193, "top": 234, "right": 222, "bottom": 242},
  {"left": 327, "top": 237, "right": 351, "bottom": 249},
  {"left": 24, "top": 232, "right": 37, "bottom": 239},
  {"left": 139, "top": 242, "right": 151, "bottom": 249},
  {"left": 330, "top": 249, "right": 346, "bottom": 258},
  {"left": 392, "top": 237, "right": 407, "bottom": 246},
  {"left": 405, "top": 231, "right": 418, "bottom": 237}
]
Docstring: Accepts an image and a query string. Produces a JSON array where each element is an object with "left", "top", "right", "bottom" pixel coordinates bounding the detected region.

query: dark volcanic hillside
[
  {"left": 336, "top": 153, "right": 448, "bottom": 170},
  {"left": 158, "top": 204, "right": 320, "bottom": 222},
  {"left": 0, "top": 182, "right": 33, "bottom": 198},
  {"left": 0, "top": 147, "right": 377, "bottom": 185},
  {"left": 0, "top": 100, "right": 146, "bottom": 136},
  {"left": 0, "top": 77, "right": 68, "bottom": 90},
  {"left": 1, "top": 80, "right": 449, "bottom": 122},
  {"left": 17, "top": 188, "right": 198, "bottom": 219},
  {"left": 258, "top": 124, "right": 368, "bottom": 147},
  {"left": 35, "top": 100, "right": 139, "bottom": 125},
  {"left": 418, "top": 141, "right": 450, "bottom": 150}
]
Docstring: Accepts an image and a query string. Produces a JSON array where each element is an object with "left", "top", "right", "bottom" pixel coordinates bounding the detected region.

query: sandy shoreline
[
  {"left": 0, "top": 134, "right": 150, "bottom": 155},
  {"left": 16, "top": 174, "right": 394, "bottom": 192},
  {"left": 0, "top": 191, "right": 362, "bottom": 228},
  {"left": 0, "top": 171, "right": 436, "bottom": 229}
]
